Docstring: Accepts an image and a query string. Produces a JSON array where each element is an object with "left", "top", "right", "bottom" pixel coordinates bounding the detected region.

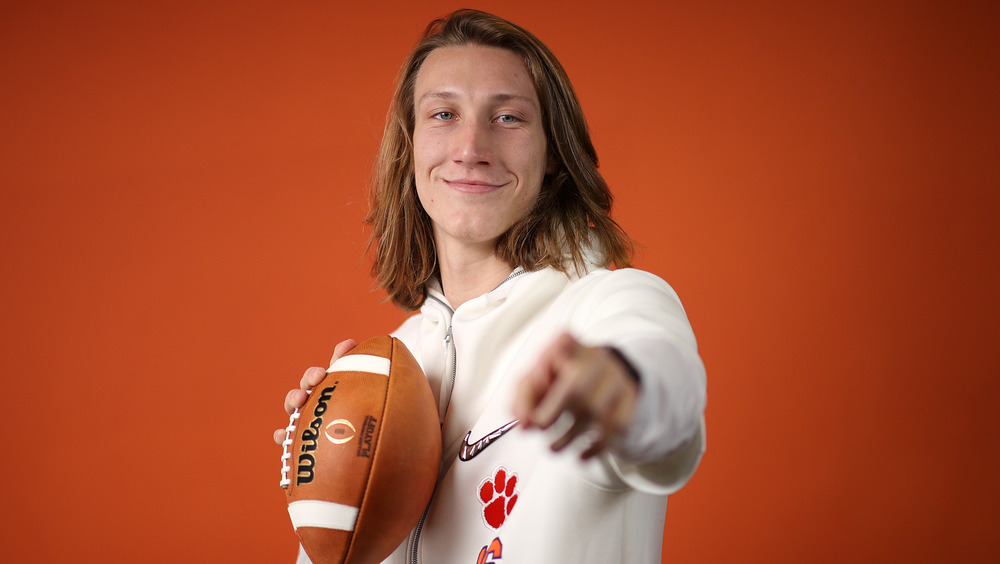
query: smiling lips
[{"left": 445, "top": 178, "right": 508, "bottom": 193}]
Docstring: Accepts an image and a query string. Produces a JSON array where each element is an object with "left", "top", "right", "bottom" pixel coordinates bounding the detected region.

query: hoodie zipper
[
  {"left": 496, "top": 267, "right": 527, "bottom": 289},
  {"left": 409, "top": 507, "right": 429, "bottom": 564},
  {"left": 442, "top": 324, "right": 457, "bottom": 420},
  {"left": 411, "top": 268, "right": 524, "bottom": 563},
  {"left": 425, "top": 294, "right": 457, "bottom": 422},
  {"left": 412, "top": 295, "right": 455, "bottom": 564}
]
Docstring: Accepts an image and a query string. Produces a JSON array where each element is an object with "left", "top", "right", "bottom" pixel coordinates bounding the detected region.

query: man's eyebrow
[
  {"left": 418, "top": 90, "right": 457, "bottom": 105},
  {"left": 490, "top": 93, "right": 537, "bottom": 106},
  {"left": 416, "top": 90, "right": 537, "bottom": 107}
]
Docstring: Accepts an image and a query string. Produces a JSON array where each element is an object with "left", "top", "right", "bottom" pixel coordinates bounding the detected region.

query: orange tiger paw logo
[{"left": 479, "top": 467, "right": 518, "bottom": 530}]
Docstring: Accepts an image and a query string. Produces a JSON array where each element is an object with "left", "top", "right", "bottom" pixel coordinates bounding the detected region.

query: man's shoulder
[{"left": 566, "top": 266, "right": 678, "bottom": 300}]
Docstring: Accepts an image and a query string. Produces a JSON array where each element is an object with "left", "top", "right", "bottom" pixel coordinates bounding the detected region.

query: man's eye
[
  {"left": 496, "top": 115, "right": 518, "bottom": 123},
  {"left": 433, "top": 111, "right": 454, "bottom": 120}
]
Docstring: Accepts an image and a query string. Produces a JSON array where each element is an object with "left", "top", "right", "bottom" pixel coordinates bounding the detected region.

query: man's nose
[{"left": 451, "top": 119, "right": 493, "bottom": 165}]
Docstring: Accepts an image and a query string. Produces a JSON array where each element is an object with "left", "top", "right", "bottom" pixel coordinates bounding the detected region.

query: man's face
[{"left": 412, "top": 45, "right": 548, "bottom": 256}]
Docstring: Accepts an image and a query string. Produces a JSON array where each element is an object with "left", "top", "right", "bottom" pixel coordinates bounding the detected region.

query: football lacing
[{"left": 279, "top": 409, "right": 301, "bottom": 488}]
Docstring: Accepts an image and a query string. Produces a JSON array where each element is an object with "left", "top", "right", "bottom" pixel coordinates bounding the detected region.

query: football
[{"left": 280, "top": 336, "right": 441, "bottom": 564}]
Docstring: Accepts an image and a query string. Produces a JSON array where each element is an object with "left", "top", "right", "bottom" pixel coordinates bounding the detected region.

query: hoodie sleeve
[{"left": 570, "top": 268, "right": 707, "bottom": 495}]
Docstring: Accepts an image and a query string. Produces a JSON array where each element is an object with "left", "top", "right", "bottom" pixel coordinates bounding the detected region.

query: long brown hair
[{"left": 367, "top": 9, "right": 633, "bottom": 311}]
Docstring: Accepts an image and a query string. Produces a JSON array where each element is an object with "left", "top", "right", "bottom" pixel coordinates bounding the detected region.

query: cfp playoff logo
[{"left": 293, "top": 382, "right": 379, "bottom": 486}]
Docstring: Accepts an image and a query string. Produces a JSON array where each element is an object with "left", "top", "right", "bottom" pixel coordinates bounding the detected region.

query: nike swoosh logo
[{"left": 459, "top": 420, "right": 519, "bottom": 462}]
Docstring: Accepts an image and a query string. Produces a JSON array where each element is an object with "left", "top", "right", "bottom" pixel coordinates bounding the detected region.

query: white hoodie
[{"left": 298, "top": 261, "right": 706, "bottom": 564}]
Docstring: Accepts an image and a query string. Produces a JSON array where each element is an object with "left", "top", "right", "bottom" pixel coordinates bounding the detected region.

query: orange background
[{"left": 1, "top": 1, "right": 997, "bottom": 562}]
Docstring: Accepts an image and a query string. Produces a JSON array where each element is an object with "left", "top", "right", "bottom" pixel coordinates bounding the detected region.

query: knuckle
[{"left": 300, "top": 366, "right": 324, "bottom": 388}]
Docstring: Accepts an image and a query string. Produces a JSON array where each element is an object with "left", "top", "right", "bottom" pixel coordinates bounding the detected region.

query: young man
[{"left": 277, "top": 9, "right": 706, "bottom": 563}]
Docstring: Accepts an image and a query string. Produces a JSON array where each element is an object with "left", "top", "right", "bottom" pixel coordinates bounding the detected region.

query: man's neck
[{"left": 436, "top": 241, "right": 514, "bottom": 310}]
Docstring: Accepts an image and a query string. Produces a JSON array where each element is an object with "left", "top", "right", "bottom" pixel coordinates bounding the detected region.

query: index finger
[
  {"left": 299, "top": 338, "right": 358, "bottom": 390},
  {"left": 328, "top": 338, "right": 358, "bottom": 368},
  {"left": 513, "top": 333, "right": 577, "bottom": 428}
]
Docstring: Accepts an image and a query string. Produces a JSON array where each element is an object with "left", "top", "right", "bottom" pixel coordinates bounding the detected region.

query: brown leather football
[{"left": 280, "top": 336, "right": 441, "bottom": 564}]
